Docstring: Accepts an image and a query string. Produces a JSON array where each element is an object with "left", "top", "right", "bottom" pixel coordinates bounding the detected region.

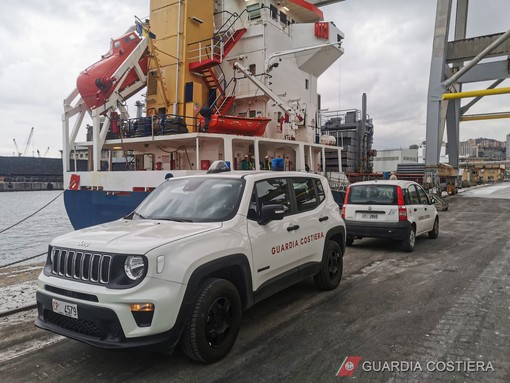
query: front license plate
[
  {"left": 52, "top": 298, "right": 78, "bottom": 319},
  {"left": 362, "top": 213, "right": 378, "bottom": 219}
]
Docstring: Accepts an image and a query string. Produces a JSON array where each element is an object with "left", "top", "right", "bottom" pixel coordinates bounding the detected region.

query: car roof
[
  {"left": 348, "top": 180, "right": 419, "bottom": 188},
  {"left": 172, "top": 171, "right": 324, "bottom": 181}
]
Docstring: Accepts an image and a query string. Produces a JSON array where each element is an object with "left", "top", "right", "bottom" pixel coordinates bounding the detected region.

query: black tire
[
  {"left": 400, "top": 226, "right": 416, "bottom": 252},
  {"left": 181, "top": 278, "right": 242, "bottom": 363},
  {"left": 314, "top": 240, "right": 343, "bottom": 290},
  {"left": 429, "top": 217, "right": 439, "bottom": 239},
  {"left": 346, "top": 237, "right": 354, "bottom": 246}
]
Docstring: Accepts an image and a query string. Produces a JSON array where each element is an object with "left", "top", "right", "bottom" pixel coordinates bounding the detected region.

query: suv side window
[
  {"left": 416, "top": 185, "right": 430, "bottom": 204},
  {"left": 292, "top": 178, "right": 318, "bottom": 212},
  {"left": 314, "top": 179, "right": 326, "bottom": 203},
  {"left": 248, "top": 178, "right": 291, "bottom": 220}
]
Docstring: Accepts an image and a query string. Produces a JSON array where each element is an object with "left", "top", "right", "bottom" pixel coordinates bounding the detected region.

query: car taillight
[
  {"left": 397, "top": 186, "right": 407, "bottom": 221},
  {"left": 341, "top": 187, "right": 351, "bottom": 219}
]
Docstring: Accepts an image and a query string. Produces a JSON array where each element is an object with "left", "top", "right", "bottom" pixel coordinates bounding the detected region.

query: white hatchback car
[{"left": 342, "top": 180, "right": 439, "bottom": 252}]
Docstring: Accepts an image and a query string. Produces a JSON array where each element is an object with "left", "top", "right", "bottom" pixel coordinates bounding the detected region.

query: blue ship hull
[{"left": 64, "top": 190, "right": 151, "bottom": 230}]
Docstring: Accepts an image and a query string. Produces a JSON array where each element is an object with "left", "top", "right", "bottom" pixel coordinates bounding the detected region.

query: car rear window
[{"left": 348, "top": 185, "right": 397, "bottom": 205}]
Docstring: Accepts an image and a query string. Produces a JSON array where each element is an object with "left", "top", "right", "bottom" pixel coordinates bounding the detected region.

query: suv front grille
[{"left": 51, "top": 248, "right": 112, "bottom": 284}]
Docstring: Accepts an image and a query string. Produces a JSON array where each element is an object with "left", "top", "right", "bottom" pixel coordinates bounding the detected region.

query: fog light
[
  {"left": 130, "top": 303, "right": 154, "bottom": 312},
  {"left": 130, "top": 303, "right": 155, "bottom": 327}
]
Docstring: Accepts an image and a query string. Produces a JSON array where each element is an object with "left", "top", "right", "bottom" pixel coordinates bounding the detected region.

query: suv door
[
  {"left": 246, "top": 177, "right": 301, "bottom": 290},
  {"left": 289, "top": 177, "right": 328, "bottom": 264}
]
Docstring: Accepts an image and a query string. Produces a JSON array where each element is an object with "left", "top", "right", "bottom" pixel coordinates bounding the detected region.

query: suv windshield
[
  {"left": 348, "top": 184, "right": 397, "bottom": 205},
  {"left": 130, "top": 177, "right": 244, "bottom": 222}
]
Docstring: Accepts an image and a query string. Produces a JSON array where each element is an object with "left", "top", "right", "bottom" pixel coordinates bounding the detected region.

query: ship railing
[
  {"left": 212, "top": 76, "right": 237, "bottom": 115},
  {"left": 214, "top": 9, "right": 248, "bottom": 36},
  {"left": 188, "top": 9, "right": 248, "bottom": 65},
  {"left": 188, "top": 38, "right": 222, "bottom": 64}
]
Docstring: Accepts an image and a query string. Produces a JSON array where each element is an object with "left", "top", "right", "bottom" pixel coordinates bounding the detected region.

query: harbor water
[{"left": 0, "top": 191, "right": 74, "bottom": 267}]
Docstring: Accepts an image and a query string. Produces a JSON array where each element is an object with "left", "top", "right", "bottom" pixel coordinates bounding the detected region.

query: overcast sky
[{"left": 1, "top": 0, "right": 509, "bottom": 158}]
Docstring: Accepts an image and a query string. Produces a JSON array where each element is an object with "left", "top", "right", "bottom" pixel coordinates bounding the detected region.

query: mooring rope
[
  {"left": 0, "top": 191, "right": 64, "bottom": 234},
  {"left": 0, "top": 252, "right": 47, "bottom": 269}
]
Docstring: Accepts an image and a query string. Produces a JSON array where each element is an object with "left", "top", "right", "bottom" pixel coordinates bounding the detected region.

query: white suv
[
  {"left": 35, "top": 169, "right": 346, "bottom": 363},
  {"left": 342, "top": 180, "right": 439, "bottom": 252}
]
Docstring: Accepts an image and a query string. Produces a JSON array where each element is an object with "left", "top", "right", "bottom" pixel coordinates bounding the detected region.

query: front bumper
[
  {"left": 35, "top": 275, "right": 187, "bottom": 350},
  {"left": 345, "top": 220, "right": 411, "bottom": 241}
]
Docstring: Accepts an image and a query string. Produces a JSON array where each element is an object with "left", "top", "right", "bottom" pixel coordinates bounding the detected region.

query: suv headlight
[{"left": 124, "top": 256, "right": 146, "bottom": 280}]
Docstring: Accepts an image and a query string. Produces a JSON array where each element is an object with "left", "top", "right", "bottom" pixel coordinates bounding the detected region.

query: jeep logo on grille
[{"left": 77, "top": 241, "right": 91, "bottom": 248}]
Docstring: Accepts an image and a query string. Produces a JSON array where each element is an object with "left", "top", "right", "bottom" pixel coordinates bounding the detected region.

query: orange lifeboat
[
  {"left": 201, "top": 114, "right": 271, "bottom": 136},
  {"left": 77, "top": 31, "right": 148, "bottom": 110}
]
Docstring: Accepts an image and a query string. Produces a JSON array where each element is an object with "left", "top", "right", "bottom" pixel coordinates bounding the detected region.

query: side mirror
[
  {"left": 430, "top": 197, "right": 436, "bottom": 204},
  {"left": 258, "top": 204, "right": 285, "bottom": 225}
]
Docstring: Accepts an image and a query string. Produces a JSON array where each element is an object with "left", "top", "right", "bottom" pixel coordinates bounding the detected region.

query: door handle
[
  {"left": 414, "top": 208, "right": 418, "bottom": 212},
  {"left": 425, "top": 208, "right": 428, "bottom": 211},
  {"left": 287, "top": 225, "right": 300, "bottom": 232},
  {"left": 319, "top": 216, "right": 329, "bottom": 222}
]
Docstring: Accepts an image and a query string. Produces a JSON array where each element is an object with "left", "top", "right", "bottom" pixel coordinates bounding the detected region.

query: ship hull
[{"left": 64, "top": 190, "right": 150, "bottom": 230}]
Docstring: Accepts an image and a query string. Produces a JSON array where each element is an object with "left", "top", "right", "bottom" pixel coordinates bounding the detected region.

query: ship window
[
  {"left": 114, "top": 41, "right": 121, "bottom": 49},
  {"left": 249, "top": 64, "right": 256, "bottom": 75},
  {"left": 247, "top": 4, "right": 261, "bottom": 20},
  {"left": 270, "top": 5, "right": 278, "bottom": 20},
  {"left": 249, "top": 110, "right": 256, "bottom": 118},
  {"left": 185, "top": 82, "right": 193, "bottom": 103},
  {"left": 280, "top": 12, "right": 287, "bottom": 25},
  {"left": 305, "top": 79, "right": 309, "bottom": 90}
]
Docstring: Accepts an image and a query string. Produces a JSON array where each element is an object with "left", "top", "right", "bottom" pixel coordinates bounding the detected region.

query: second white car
[{"left": 342, "top": 180, "right": 439, "bottom": 252}]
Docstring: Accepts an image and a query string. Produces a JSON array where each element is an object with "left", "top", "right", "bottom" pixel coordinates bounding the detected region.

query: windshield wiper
[
  {"left": 132, "top": 212, "right": 146, "bottom": 220},
  {"left": 160, "top": 217, "right": 194, "bottom": 222}
]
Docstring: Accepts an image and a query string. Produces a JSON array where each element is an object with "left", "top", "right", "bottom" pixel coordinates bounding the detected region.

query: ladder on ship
[{"left": 188, "top": 10, "right": 248, "bottom": 116}]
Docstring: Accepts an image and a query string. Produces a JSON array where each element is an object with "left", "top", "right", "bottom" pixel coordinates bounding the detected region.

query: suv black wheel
[
  {"left": 314, "top": 240, "right": 343, "bottom": 290},
  {"left": 429, "top": 218, "right": 439, "bottom": 239},
  {"left": 181, "top": 278, "right": 242, "bottom": 363},
  {"left": 401, "top": 226, "right": 416, "bottom": 252}
]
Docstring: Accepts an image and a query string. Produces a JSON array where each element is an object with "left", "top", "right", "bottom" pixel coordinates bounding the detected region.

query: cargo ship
[{"left": 62, "top": 0, "right": 346, "bottom": 229}]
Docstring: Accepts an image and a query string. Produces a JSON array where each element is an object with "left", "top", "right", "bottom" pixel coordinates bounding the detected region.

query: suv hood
[{"left": 51, "top": 219, "right": 222, "bottom": 254}]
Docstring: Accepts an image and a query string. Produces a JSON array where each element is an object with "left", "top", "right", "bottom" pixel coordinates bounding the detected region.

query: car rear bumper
[{"left": 345, "top": 220, "right": 411, "bottom": 241}]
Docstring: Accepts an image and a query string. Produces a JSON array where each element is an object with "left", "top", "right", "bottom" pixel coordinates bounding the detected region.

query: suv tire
[
  {"left": 314, "top": 240, "right": 343, "bottom": 290},
  {"left": 181, "top": 278, "right": 242, "bottom": 363},
  {"left": 429, "top": 218, "right": 439, "bottom": 239},
  {"left": 400, "top": 226, "right": 416, "bottom": 252}
]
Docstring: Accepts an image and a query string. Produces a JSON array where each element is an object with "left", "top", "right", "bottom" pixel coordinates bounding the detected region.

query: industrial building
[{"left": 321, "top": 93, "right": 375, "bottom": 174}]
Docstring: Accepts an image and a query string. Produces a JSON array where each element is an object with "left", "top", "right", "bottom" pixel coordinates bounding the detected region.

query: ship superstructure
[{"left": 62, "top": 0, "right": 346, "bottom": 229}]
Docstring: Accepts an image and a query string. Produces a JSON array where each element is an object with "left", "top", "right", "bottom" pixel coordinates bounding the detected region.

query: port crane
[{"left": 12, "top": 127, "right": 35, "bottom": 157}]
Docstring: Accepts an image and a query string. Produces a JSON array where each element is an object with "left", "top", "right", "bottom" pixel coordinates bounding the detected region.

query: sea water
[{"left": 0, "top": 190, "right": 74, "bottom": 267}]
